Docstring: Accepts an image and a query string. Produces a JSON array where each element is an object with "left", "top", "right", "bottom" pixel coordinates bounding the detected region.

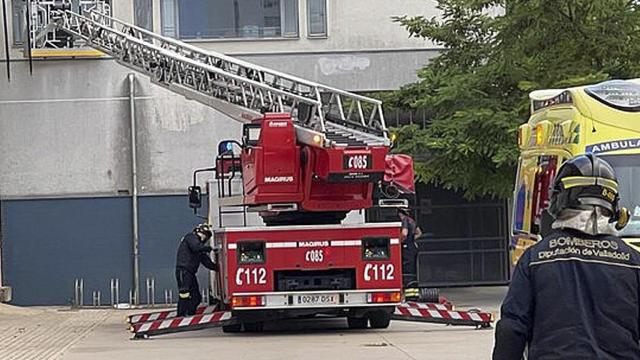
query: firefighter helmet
[
  {"left": 194, "top": 223, "right": 212, "bottom": 239},
  {"left": 548, "top": 154, "right": 624, "bottom": 223}
]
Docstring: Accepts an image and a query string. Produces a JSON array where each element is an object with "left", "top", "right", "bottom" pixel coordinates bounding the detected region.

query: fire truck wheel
[
  {"left": 222, "top": 323, "right": 242, "bottom": 333},
  {"left": 347, "top": 316, "right": 368, "bottom": 329},
  {"left": 368, "top": 311, "right": 391, "bottom": 329},
  {"left": 243, "top": 321, "right": 264, "bottom": 332}
]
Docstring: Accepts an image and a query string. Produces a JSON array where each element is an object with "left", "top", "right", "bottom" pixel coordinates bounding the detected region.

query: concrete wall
[
  {"left": 238, "top": 49, "right": 438, "bottom": 92},
  {"left": 0, "top": 60, "right": 240, "bottom": 198}
]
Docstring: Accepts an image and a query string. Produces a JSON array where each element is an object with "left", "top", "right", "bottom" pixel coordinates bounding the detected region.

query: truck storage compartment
[{"left": 275, "top": 269, "right": 355, "bottom": 291}]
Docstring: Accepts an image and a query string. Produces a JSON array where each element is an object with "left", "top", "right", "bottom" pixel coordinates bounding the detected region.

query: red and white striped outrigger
[
  {"left": 129, "top": 310, "right": 235, "bottom": 339},
  {"left": 127, "top": 300, "right": 493, "bottom": 339},
  {"left": 127, "top": 305, "right": 218, "bottom": 325},
  {"left": 393, "top": 302, "right": 492, "bottom": 328}
]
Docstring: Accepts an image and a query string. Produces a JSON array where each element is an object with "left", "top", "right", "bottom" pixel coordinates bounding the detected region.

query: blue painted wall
[
  {"left": 1, "top": 195, "right": 208, "bottom": 305},
  {"left": 2, "top": 197, "right": 133, "bottom": 305}
]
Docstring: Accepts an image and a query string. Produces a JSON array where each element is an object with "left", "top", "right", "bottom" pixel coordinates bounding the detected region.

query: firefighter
[
  {"left": 493, "top": 154, "right": 639, "bottom": 360},
  {"left": 398, "top": 208, "right": 419, "bottom": 290},
  {"left": 175, "top": 223, "right": 219, "bottom": 317}
]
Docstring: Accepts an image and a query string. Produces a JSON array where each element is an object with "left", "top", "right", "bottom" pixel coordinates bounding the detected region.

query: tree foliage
[{"left": 390, "top": 0, "right": 640, "bottom": 198}]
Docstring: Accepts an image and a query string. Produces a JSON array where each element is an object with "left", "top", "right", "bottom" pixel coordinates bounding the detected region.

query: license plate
[{"left": 295, "top": 294, "right": 339, "bottom": 306}]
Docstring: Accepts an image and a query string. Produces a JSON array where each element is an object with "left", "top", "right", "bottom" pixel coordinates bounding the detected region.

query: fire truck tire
[
  {"left": 243, "top": 321, "right": 264, "bottom": 332},
  {"left": 368, "top": 311, "right": 391, "bottom": 329},
  {"left": 347, "top": 316, "right": 368, "bottom": 329},
  {"left": 222, "top": 323, "right": 242, "bottom": 333}
]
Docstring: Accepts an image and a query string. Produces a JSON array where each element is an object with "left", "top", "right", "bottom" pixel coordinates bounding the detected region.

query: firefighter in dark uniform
[
  {"left": 399, "top": 208, "right": 419, "bottom": 289},
  {"left": 493, "top": 154, "right": 639, "bottom": 360},
  {"left": 175, "top": 224, "right": 219, "bottom": 317}
]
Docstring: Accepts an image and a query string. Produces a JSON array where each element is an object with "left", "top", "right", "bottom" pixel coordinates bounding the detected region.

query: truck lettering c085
[
  {"left": 347, "top": 155, "right": 369, "bottom": 170},
  {"left": 305, "top": 249, "right": 324, "bottom": 263}
]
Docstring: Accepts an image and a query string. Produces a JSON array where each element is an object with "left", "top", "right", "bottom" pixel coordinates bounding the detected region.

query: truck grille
[{"left": 275, "top": 269, "right": 356, "bottom": 291}]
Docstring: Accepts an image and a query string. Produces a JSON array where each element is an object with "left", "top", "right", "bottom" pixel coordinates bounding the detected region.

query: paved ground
[{"left": 0, "top": 286, "right": 507, "bottom": 360}]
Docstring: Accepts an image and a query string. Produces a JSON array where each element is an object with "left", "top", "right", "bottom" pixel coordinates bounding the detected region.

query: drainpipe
[{"left": 129, "top": 73, "right": 140, "bottom": 305}]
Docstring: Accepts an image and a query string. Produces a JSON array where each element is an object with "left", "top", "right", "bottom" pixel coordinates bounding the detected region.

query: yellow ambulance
[{"left": 511, "top": 79, "right": 640, "bottom": 266}]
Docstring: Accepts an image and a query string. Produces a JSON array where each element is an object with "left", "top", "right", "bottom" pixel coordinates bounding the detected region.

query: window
[
  {"left": 307, "top": 0, "right": 326, "bottom": 37},
  {"left": 161, "top": 0, "right": 299, "bottom": 39},
  {"left": 237, "top": 242, "right": 266, "bottom": 264},
  {"left": 134, "top": 0, "right": 153, "bottom": 31},
  {"left": 161, "top": 0, "right": 178, "bottom": 37},
  {"left": 362, "top": 237, "right": 390, "bottom": 260},
  {"left": 11, "top": 0, "right": 26, "bottom": 45},
  {"left": 600, "top": 154, "right": 640, "bottom": 237}
]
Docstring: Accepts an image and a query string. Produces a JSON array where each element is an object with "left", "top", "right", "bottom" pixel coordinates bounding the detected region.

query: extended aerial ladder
[{"left": 39, "top": 5, "right": 388, "bottom": 148}]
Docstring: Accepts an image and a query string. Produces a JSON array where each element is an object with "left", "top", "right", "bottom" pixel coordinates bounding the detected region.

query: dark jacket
[
  {"left": 494, "top": 228, "right": 640, "bottom": 360},
  {"left": 175, "top": 233, "right": 217, "bottom": 274}
]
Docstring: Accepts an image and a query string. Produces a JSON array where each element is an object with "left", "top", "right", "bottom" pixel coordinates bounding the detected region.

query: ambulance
[{"left": 512, "top": 79, "right": 640, "bottom": 265}]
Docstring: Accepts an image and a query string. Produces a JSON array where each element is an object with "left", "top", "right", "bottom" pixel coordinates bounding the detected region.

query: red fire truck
[
  {"left": 190, "top": 112, "right": 409, "bottom": 331},
  {"left": 25, "top": 2, "right": 493, "bottom": 337}
]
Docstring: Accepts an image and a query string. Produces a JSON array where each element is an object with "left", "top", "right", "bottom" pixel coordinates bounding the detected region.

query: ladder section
[{"left": 44, "top": 8, "right": 389, "bottom": 147}]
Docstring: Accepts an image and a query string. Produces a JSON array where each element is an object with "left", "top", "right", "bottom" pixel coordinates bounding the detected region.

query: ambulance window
[
  {"left": 600, "top": 155, "right": 640, "bottom": 237},
  {"left": 585, "top": 80, "right": 640, "bottom": 112}
]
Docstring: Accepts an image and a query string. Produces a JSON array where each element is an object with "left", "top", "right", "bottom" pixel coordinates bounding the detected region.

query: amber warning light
[
  {"left": 232, "top": 295, "right": 266, "bottom": 308},
  {"left": 367, "top": 291, "right": 402, "bottom": 304}
]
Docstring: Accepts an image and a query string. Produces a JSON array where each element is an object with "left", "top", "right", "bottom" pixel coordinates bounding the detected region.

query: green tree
[{"left": 391, "top": 0, "right": 640, "bottom": 198}]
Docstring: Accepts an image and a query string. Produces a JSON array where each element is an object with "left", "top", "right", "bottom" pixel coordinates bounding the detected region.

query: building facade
[{"left": 0, "top": 0, "right": 508, "bottom": 305}]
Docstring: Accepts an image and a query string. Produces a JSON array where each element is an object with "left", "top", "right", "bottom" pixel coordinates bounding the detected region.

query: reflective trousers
[{"left": 175, "top": 268, "right": 202, "bottom": 317}]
